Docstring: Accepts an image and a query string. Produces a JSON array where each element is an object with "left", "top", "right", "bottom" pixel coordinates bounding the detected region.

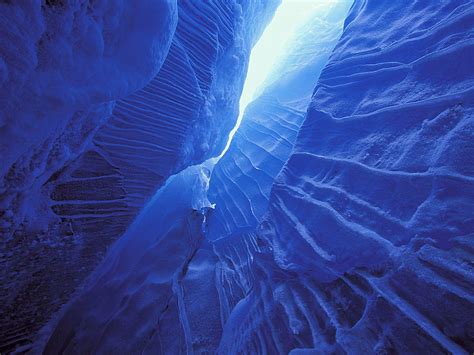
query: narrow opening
[{"left": 217, "top": 0, "right": 343, "bottom": 160}]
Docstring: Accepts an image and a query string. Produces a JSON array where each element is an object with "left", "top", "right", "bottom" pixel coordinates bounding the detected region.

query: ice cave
[{"left": 0, "top": 0, "right": 473, "bottom": 353}]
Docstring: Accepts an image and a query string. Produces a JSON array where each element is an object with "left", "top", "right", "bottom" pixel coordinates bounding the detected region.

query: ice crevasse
[
  {"left": 0, "top": 0, "right": 279, "bottom": 351},
  {"left": 1, "top": 0, "right": 474, "bottom": 353},
  {"left": 220, "top": 0, "right": 474, "bottom": 353}
]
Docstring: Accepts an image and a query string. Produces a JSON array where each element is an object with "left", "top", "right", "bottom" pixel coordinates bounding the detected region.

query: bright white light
[
  {"left": 240, "top": 0, "right": 339, "bottom": 109},
  {"left": 218, "top": 0, "right": 339, "bottom": 159}
]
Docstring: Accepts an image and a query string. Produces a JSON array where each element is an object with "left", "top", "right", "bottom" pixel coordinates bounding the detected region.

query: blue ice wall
[
  {"left": 0, "top": 1, "right": 177, "bottom": 351},
  {"left": 41, "top": 164, "right": 215, "bottom": 353},
  {"left": 0, "top": 0, "right": 278, "bottom": 352},
  {"left": 264, "top": 0, "right": 474, "bottom": 293},
  {"left": 2, "top": 0, "right": 474, "bottom": 353},
  {"left": 37, "top": 0, "right": 474, "bottom": 353},
  {"left": 0, "top": 1, "right": 177, "bottom": 182},
  {"left": 220, "top": 0, "right": 474, "bottom": 353},
  {"left": 207, "top": 0, "right": 352, "bottom": 240},
  {"left": 34, "top": 3, "right": 353, "bottom": 353}
]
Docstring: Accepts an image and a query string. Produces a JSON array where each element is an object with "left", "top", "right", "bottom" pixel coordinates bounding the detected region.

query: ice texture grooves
[
  {"left": 0, "top": 1, "right": 278, "bottom": 352},
  {"left": 221, "top": 0, "right": 474, "bottom": 352},
  {"left": 0, "top": 0, "right": 177, "bottom": 351},
  {"left": 2, "top": 0, "right": 474, "bottom": 353},
  {"left": 266, "top": 0, "right": 474, "bottom": 279},
  {"left": 207, "top": 96, "right": 304, "bottom": 240},
  {"left": 40, "top": 166, "right": 216, "bottom": 353},
  {"left": 39, "top": 163, "right": 270, "bottom": 354},
  {"left": 207, "top": 0, "right": 352, "bottom": 240}
]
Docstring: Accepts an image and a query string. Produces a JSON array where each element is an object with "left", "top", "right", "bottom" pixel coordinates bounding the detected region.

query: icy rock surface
[
  {"left": 0, "top": 0, "right": 278, "bottom": 352},
  {"left": 220, "top": 0, "right": 474, "bottom": 353},
  {"left": 264, "top": 0, "right": 474, "bottom": 284},
  {"left": 207, "top": 0, "right": 352, "bottom": 240}
]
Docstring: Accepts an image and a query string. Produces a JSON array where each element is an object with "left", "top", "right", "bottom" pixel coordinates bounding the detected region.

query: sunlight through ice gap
[{"left": 217, "top": 0, "right": 340, "bottom": 159}]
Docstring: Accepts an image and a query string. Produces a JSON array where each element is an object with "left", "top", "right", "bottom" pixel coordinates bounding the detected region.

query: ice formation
[
  {"left": 0, "top": 0, "right": 278, "bottom": 351},
  {"left": 208, "top": 0, "right": 353, "bottom": 240},
  {"left": 1, "top": 0, "right": 473, "bottom": 353},
  {"left": 218, "top": 1, "right": 474, "bottom": 352}
]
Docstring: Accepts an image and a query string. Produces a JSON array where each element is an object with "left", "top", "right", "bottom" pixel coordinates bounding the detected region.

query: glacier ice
[
  {"left": 0, "top": 0, "right": 177, "bottom": 350},
  {"left": 220, "top": 0, "right": 474, "bottom": 353},
  {"left": 1, "top": 0, "right": 474, "bottom": 353},
  {"left": 0, "top": 0, "right": 278, "bottom": 351},
  {"left": 0, "top": 0, "right": 177, "bottom": 181},
  {"left": 208, "top": 0, "right": 353, "bottom": 241},
  {"left": 41, "top": 163, "right": 215, "bottom": 353}
]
